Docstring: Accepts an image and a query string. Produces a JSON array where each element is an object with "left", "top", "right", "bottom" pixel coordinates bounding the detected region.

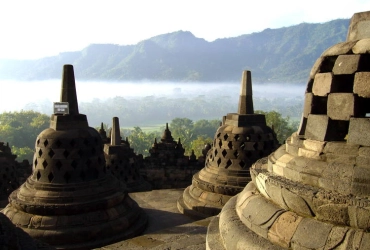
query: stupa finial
[
  {"left": 238, "top": 70, "right": 254, "bottom": 115},
  {"left": 111, "top": 117, "right": 121, "bottom": 146},
  {"left": 60, "top": 64, "right": 79, "bottom": 115}
]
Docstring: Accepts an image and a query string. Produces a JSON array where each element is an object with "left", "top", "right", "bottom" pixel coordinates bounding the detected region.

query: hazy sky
[{"left": 0, "top": 0, "right": 369, "bottom": 60}]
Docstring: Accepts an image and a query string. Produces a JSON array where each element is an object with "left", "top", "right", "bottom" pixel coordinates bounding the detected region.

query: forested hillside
[{"left": 0, "top": 19, "right": 349, "bottom": 83}]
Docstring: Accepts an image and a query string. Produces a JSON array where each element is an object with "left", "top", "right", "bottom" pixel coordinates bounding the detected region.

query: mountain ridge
[{"left": 0, "top": 18, "right": 350, "bottom": 83}]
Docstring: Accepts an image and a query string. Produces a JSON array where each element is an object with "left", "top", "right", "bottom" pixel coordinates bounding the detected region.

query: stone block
[
  {"left": 352, "top": 38, "right": 370, "bottom": 54},
  {"left": 283, "top": 166, "right": 301, "bottom": 183},
  {"left": 325, "top": 226, "right": 351, "bottom": 249},
  {"left": 322, "top": 41, "right": 356, "bottom": 57},
  {"left": 348, "top": 118, "right": 370, "bottom": 146},
  {"left": 268, "top": 211, "right": 302, "bottom": 249},
  {"left": 298, "top": 148, "right": 321, "bottom": 160},
  {"left": 275, "top": 154, "right": 294, "bottom": 167},
  {"left": 347, "top": 11, "right": 370, "bottom": 41},
  {"left": 348, "top": 206, "right": 370, "bottom": 229},
  {"left": 303, "top": 139, "right": 326, "bottom": 152},
  {"left": 281, "top": 188, "right": 313, "bottom": 217},
  {"left": 354, "top": 72, "right": 370, "bottom": 98},
  {"left": 327, "top": 93, "right": 355, "bottom": 120},
  {"left": 272, "top": 164, "right": 284, "bottom": 177},
  {"left": 356, "top": 155, "right": 370, "bottom": 168},
  {"left": 239, "top": 194, "right": 285, "bottom": 239},
  {"left": 322, "top": 160, "right": 354, "bottom": 181},
  {"left": 359, "top": 231, "right": 370, "bottom": 249},
  {"left": 285, "top": 142, "right": 299, "bottom": 156},
  {"left": 305, "top": 114, "right": 329, "bottom": 141},
  {"left": 359, "top": 146, "right": 370, "bottom": 156},
  {"left": 332, "top": 54, "right": 361, "bottom": 75},
  {"left": 303, "top": 93, "right": 313, "bottom": 118},
  {"left": 313, "top": 73, "right": 333, "bottom": 96},
  {"left": 325, "top": 154, "right": 357, "bottom": 166},
  {"left": 351, "top": 182, "right": 370, "bottom": 196},
  {"left": 316, "top": 204, "right": 349, "bottom": 225},
  {"left": 305, "top": 159, "right": 327, "bottom": 176},
  {"left": 265, "top": 181, "right": 288, "bottom": 210},
  {"left": 323, "top": 141, "right": 360, "bottom": 155},
  {"left": 318, "top": 177, "right": 335, "bottom": 191},
  {"left": 309, "top": 57, "right": 324, "bottom": 79},
  {"left": 352, "top": 166, "right": 370, "bottom": 184},
  {"left": 300, "top": 172, "right": 319, "bottom": 187},
  {"left": 291, "top": 218, "right": 333, "bottom": 249}
]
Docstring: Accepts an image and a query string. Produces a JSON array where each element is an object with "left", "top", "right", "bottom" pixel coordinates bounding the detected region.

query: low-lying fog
[
  {"left": 1, "top": 80, "right": 305, "bottom": 111},
  {"left": 0, "top": 80, "right": 306, "bottom": 126}
]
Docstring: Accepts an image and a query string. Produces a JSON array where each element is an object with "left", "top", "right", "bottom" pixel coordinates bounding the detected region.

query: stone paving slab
[
  {"left": 96, "top": 188, "right": 211, "bottom": 250},
  {"left": 128, "top": 189, "right": 197, "bottom": 234},
  {"left": 98, "top": 218, "right": 211, "bottom": 250}
]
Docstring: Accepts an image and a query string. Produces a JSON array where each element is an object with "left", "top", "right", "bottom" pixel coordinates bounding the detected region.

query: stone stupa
[
  {"left": 104, "top": 116, "right": 152, "bottom": 192},
  {"left": 206, "top": 10, "right": 370, "bottom": 250},
  {"left": 177, "top": 70, "right": 279, "bottom": 219},
  {"left": 145, "top": 123, "right": 188, "bottom": 167},
  {"left": 1, "top": 65, "right": 147, "bottom": 249}
]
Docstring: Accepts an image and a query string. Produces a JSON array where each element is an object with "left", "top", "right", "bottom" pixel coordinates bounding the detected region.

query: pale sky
[{"left": 0, "top": 0, "right": 369, "bottom": 60}]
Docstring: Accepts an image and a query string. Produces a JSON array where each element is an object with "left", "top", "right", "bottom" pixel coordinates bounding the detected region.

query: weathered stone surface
[
  {"left": 303, "top": 93, "right": 313, "bottom": 118},
  {"left": 332, "top": 54, "right": 361, "bottom": 75},
  {"left": 305, "top": 114, "right": 329, "bottom": 141},
  {"left": 354, "top": 72, "right": 370, "bottom": 98},
  {"left": 321, "top": 41, "right": 356, "bottom": 57},
  {"left": 312, "top": 73, "right": 333, "bottom": 96},
  {"left": 316, "top": 204, "right": 349, "bottom": 225},
  {"left": 347, "top": 11, "right": 370, "bottom": 41},
  {"left": 309, "top": 57, "right": 323, "bottom": 79},
  {"left": 327, "top": 93, "right": 355, "bottom": 120},
  {"left": 348, "top": 206, "right": 370, "bottom": 229},
  {"left": 281, "top": 188, "right": 312, "bottom": 217},
  {"left": 353, "top": 38, "right": 370, "bottom": 54},
  {"left": 323, "top": 141, "right": 359, "bottom": 155},
  {"left": 291, "top": 218, "right": 333, "bottom": 249},
  {"left": 348, "top": 118, "right": 370, "bottom": 146},
  {"left": 268, "top": 211, "right": 302, "bottom": 248}
]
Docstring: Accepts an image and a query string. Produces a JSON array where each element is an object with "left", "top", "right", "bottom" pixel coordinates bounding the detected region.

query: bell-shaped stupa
[
  {"left": 177, "top": 70, "right": 279, "bottom": 219},
  {"left": 1, "top": 65, "right": 147, "bottom": 249},
  {"left": 104, "top": 117, "right": 151, "bottom": 192},
  {"left": 206, "top": 10, "right": 370, "bottom": 250}
]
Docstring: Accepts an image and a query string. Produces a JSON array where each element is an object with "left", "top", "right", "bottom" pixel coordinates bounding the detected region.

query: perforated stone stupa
[
  {"left": 206, "top": 11, "right": 370, "bottom": 250},
  {"left": 177, "top": 70, "right": 279, "bottom": 219},
  {"left": 104, "top": 117, "right": 151, "bottom": 192},
  {"left": 1, "top": 65, "right": 147, "bottom": 249}
]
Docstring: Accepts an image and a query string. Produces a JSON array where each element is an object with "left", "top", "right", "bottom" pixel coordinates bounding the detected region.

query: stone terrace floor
[{"left": 95, "top": 188, "right": 211, "bottom": 250}]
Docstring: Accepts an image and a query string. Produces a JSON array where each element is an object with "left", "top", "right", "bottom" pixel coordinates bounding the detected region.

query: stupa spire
[
  {"left": 238, "top": 70, "right": 254, "bottom": 115},
  {"left": 238, "top": 70, "right": 254, "bottom": 114},
  {"left": 60, "top": 64, "right": 79, "bottom": 115},
  {"left": 111, "top": 117, "right": 121, "bottom": 146}
]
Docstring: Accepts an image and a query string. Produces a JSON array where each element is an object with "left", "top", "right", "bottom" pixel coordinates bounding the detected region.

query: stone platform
[
  {"left": 1, "top": 189, "right": 210, "bottom": 249},
  {"left": 96, "top": 189, "right": 211, "bottom": 250}
]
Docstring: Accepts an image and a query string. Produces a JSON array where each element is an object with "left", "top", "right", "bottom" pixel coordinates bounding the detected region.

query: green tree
[
  {"left": 0, "top": 111, "right": 50, "bottom": 162},
  {"left": 190, "top": 135, "right": 213, "bottom": 157},
  {"left": 128, "top": 127, "right": 159, "bottom": 156},
  {"left": 192, "top": 119, "right": 220, "bottom": 138},
  {"left": 255, "top": 110, "right": 298, "bottom": 143},
  {"left": 170, "top": 118, "right": 195, "bottom": 153}
]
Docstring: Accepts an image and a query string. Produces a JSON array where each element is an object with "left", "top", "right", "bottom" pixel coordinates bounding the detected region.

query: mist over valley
[{"left": 1, "top": 80, "right": 305, "bottom": 128}]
